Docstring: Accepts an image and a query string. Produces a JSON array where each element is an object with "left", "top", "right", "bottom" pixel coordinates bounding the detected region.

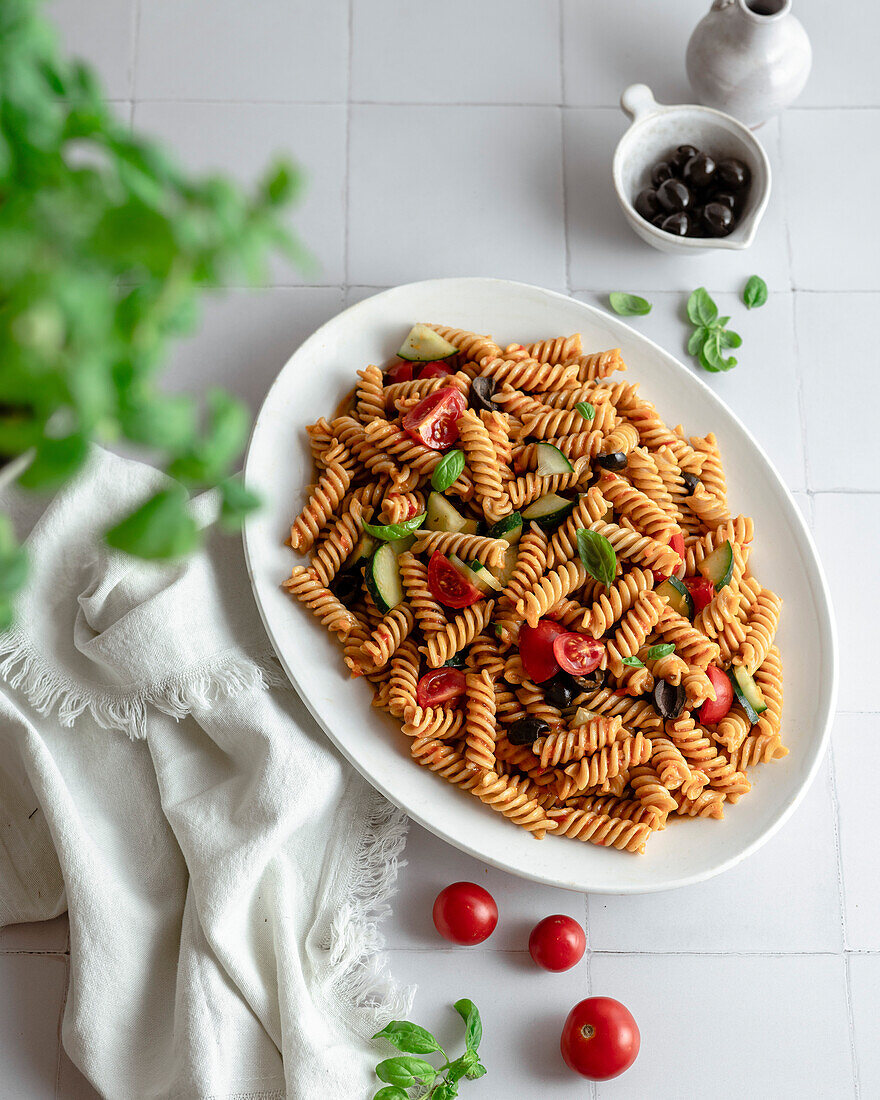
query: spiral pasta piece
[
  {"left": 682, "top": 666, "right": 717, "bottom": 708},
  {"left": 576, "top": 688, "right": 663, "bottom": 731},
  {"left": 728, "top": 732, "right": 788, "bottom": 771},
  {"left": 359, "top": 606, "right": 415, "bottom": 670},
  {"left": 505, "top": 466, "right": 585, "bottom": 510},
  {"left": 517, "top": 404, "right": 598, "bottom": 439},
  {"left": 521, "top": 333, "right": 582, "bottom": 363},
  {"left": 558, "top": 734, "right": 652, "bottom": 797},
  {"left": 288, "top": 445, "right": 352, "bottom": 553},
  {"left": 547, "top": 807, "right": 652, "bottom": 853},
  {"left": 626, "top": 446, "right": 677, "bottom": 520},
  {"left": 650, "top": 736, "right": 699, "bottom": 792},
  {"left": 515, "top": 679, "right": 565, "bottom": 729},
  {"left": 379, "top": 490, "right": 424, "bottom": 525},
  {"left": 457, "top": 408, "right": 507, "bottom": 521},
  {"left": 546, "top": 488, "right": 609, "bottom": 568},
  {"left": 481, "top": 408, "right": 513, "bottom": 469},
  {"left": 599, "top": 421, "right": 639, "bottom": 457},
  {"left": 584, "top": 568, "right": 654, "bottom": 638},
  {"left": 544, "top": 595, "right": 593, "bottom": 631},
  {"left": 310, "top": 497, "right": 366, "bottom": 586},
  {"left": 665, "top": 715, "right": 750, "bottom": 799},
  {"left": 516, "top": 559, "right": 590, "bottom": 628},
  {"left": 355, "top": 365, "right": 386, "bottom": 423},
  {"left": 495, "top": 736, "right": 556, "bottom": 786},
  {"left": 655, "top": 607, "right": 721, "bottom": 670},
  {"left": 711, "top": 703, "right": 752, "bottom": 754},
  {"left": 690, "top": 432, "right": 726, "bottom": 503},
  {"left": 626, "top": 400, "right": 679, "bottom": 450},
  {"left": 646, "top": 646, "right": 689, "bottom": 686},
  {"left": 410, "top": 737, "right": 483, "bottom": 789},
  {"left": 626, "top": 763, "right": 679, "bottom": 815},
  {"left": 687, "top": 483, "right": 730, "bottom": 527},
  {"left": 514, "top": 431, "right": 604, "bottom": 471},
  {"left": 673, "top": 787, "right": 726, "bottom": 818},
  {"left": 569, "top": 348, "right": 626, "bottom": 383},
  {"left": 598, "top": 472, "right": 676, "bottom": 542},
  {"left": 423, "top": 600, "right": 495, "bottom": 668},
  {"left": 424, "top": 324, "right": 502, "bottom": 364},
  {"left": 682, "top": 517, "right": 754, "bottom": 574},
  {"left": 381, "top": 376, "right": 446, "bottom": 409},
  {"left": 532, "top": 716, "right": 627, "bottom": 767},
  {"left": 402, "top": 703, "right": 466, "bottom": 741},
  {"left": 396, "top": 551, "right": 447, "bottom": 637},
  {"left": 754, "top": 645, "right": 783, "bottom": 738},
  {"left": 282, "top": 566, "right": 358, "bottom": 638},
  {"left": 472, "top": 771, "right": 557, "bottom": 837},
  {"left": 412, "top": 529, "right": 507, "bottom": 568},
  {"left": 735, "top": 588, "right": 782, "bottom": 673},
  {"left": 603, "top": 590, "right": 666, "bottom": 674},
  {"left": 478, "top": 356, "right": 579, "bottom": 393},
  {"left": 464, "top": 670, "right": 498, "bottom": 772},
  {"left": 694, "top": 588, "right": 747, "bottom": 663},
  {"left": 388, "top": 638, "right": 420, "bottom": 718},
  {"left": 587, "top": 519, "right": 680, "bottom": 574}
]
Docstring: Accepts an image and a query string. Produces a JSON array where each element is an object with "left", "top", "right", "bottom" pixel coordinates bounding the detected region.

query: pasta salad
[{"left": 283, "top": 322, "right": 785, "bottom": 854}]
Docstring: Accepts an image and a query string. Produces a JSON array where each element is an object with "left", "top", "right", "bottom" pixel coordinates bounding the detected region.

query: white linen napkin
[{"left": 0, "top": 446, "right": 412, "bottom": 1100}]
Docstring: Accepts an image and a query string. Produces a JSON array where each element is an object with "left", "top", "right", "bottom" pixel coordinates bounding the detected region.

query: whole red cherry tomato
[
  {"left": 427, "top": 551, "right": 482, "bottom": 609},
  {"left": 529, "top": 915, "right": 586, "bottom": 972},
  {"left": 683, "top": 574, "right": 715, "bottom": 614},
  {"left": 432, "top": 882, "right": 498, "bottom": 946},
  {"left": 653, "top": 529, "right": 686, "bottom": 583},
  {"left": 416, "top": 360, "right": 454, "bottom": 380},
  {"left": 561, "top": 997, "right": 640, "bottom": 1081},
  {"left": 518, "top": 619, "right": 568, "bottom": 683},
  {"left": 699, "top": 665, "right": 734, "bottom": 724},
  {"left": 384, "top": 359, "right": 414, "bottom": 383},
  {"left": 402, "top": 387, "right": 466, "bottom": 450},
  {"left": 552, "top": 633, "right": 604, "bottom": 676},
  {"left": 416, "top": 668, "right": 466, "bottom": 708}
]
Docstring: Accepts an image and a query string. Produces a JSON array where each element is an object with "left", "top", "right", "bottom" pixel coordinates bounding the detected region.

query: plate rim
[{"left": 242, "top": 276, "right": 838, "bottom": 894}]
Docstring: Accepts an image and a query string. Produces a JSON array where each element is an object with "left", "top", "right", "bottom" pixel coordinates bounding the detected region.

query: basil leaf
[
  {"left": 701, "top": 331, "right": 725, "bottom": 371},
  {"left": 372, "top": 1021, "right": 443, "bottom": 1056},
  {"left": 687, "top": 287, "right": 718, "bottom": 327},
  {"left": 717, "top": 315, "right": 731, "bottom": 327},
  {"left": 430, "top": 1084, "right": 457, "bottom": 1100},
  {"left": 698, "top": 343, "right": 721, "bottom": 373},
  {"left": 575, "top": 401, "right": 595, "bottom": 422},
  {"left": 743, "top": 275, "right": 768, "bottom": 309},
  {"left": 375, "top": 1056, "right": 437, "bottom": 1088},
  {"left": 453, "top": 999, "right": 483, "bottom": 1052},
  {"left": 17, "top": 432, "right": 89, "bottom": 491},
  {"left": 608, "top": 292, "right": 652, "bottom": 316},
  {"left": 372, "top": 1088, "right": 409, "bottom": 1100},
  {"left": 218, "top": 475, "right": 261, "bottom": 532},
  {"left": 719, "top": 329, "right": 742, "bottom": 349},
  {"left": 687, "top": 326, "right": 708, "bottom": 356},
  {"left": 647, "top": 642, "right": 675, "bottom": 660},
  {"left": 576, "top": 528, "right": 616, "bottom": 587},
  {"left": 105, "top": 485, "right": 201, "bottom": 560},
  {"left": 467, "top": 1060, "right": 488, "bottom": 1081},
  {"left": 621, "top": 655, "right": 645, "bottom": 667},
  {"left": 363, "top": 513, "right": 427, "bottom": 541},
  {"left": 431, "top": 449, "right": 465, "bottom": 492}
]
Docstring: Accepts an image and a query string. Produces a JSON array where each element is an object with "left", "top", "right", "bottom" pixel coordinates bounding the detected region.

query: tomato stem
[{"left": 581, "top": 1023, "right": 596, "bottom": 1040}]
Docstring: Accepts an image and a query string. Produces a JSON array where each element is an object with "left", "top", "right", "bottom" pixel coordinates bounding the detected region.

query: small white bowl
[{"left": 613, "top": 83, "right": 772, "bottom": 255}]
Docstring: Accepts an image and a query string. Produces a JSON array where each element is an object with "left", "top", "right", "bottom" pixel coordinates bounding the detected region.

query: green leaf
[
  {"left": 17, "top": 433, "right": 89, "bottom": 491},
  {"left": 167, "top": 391, "right": 250, "bottom": 487},
  {"left": 104, "top": 485, "right": 201, "bottom": 560},
  {"left": 701, "top": 330, "right": 738, "bottom": 372},
  {"left": 372, "top": 1021, "right": 443, "bottom": 1056},
  {"left": 687, "top": 287, "right": 718, "bottom": 328},
  {"left": 119, "top": 394, "right": 196, "bottom": 451},
  {"left": 697, "top": 343, "right": 721, "bottom": 374},
  {"left": 576, "top": 528, "right": 616, "bottom": 588},
  {"left": 372, "top": 1088, "right": 409, "bottom": 1100},
  {"left": 431, "top": 449, "right": 465, "bottom": 492},
  {"left": 608, "top": 292, "right": 652, "bottom": 317},
  {"left": 453, "top": 998, "right": 483, "bottom": 1053},
  {"left": 743, "top": 275, "right": 768, "bottom": 309},
  {"left": 260, "top": 159, "right": 303, "bottom": 207},
  {"left": 218, "top": 476, "right": 261, "bottom": 532},
  {"left": 719, "top": 329, "right": 742, "bottom": 349},
  {"left": 687, "top": 326, "right": 708, "bottom": 356},
  {"left": 430, "top": 1084, "right": 457, "bottom": 1100},
  {"left": 647, "top": 642, "right": 675, "bottom": 660},
  {"left": 363, "top": 513, "right": 426, "bottom": 541},
  {"left": 375, "top": 1056, "right": 437, "bottom": 1089},
  {"left": 575, "top": 401, "right": 595, "bottom": 422},
  {"left": 621, "top": 655, "right": 645, "bottom": 668},
  {"left": 466, "top": 1060, "right": 487, "bottom": 1081}
]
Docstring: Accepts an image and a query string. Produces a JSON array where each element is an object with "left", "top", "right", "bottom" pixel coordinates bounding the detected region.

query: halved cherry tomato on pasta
[
  {"left": 519, "top": 619, "right": 568, "bottom": 683},
  {"left": 698, "top": 665, "right": 734, "bottom": 724},
  {"left": 683, "top": 575, "right": 715, "bottom": 614},
  {"left": 552, "top": 633, "right": 605, "bottom": 676},
  {"left": 402, "top": 386, "right": 467, "bottom": 450},
  {"left": 427, "top": 551, "right": 483, "bottom": 609},
  {"left": 384, "top": 359, "right": 414, "bottom": 383},
  {"left": 416, "top": 667, "right": 467, "bottom": 708},
  {"left": 415, "top": 360, "right": 454, "bottom": 380},
  {"left": 561, "top": 997, "right": 640, "bottom": 1081},
  {"left": 653, "top": 529, "right": 687, "bottom": 583}
]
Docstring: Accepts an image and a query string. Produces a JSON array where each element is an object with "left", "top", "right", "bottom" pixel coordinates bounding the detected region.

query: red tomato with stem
[
  {"left": 683, "top": 574, "right": 715, "bottom": 613},
  {"left": 529, "top": 915, "right": 586, "bottom": 972},
  {"left": 427, "top": 551, "right": 482, "bottom": 609},
  {"left": 561, "top": 997, "right": 640, "bottom": 1081},
  {"left": 432, "top": 882, "right": 498, "bottom": 946},
  {"left": 416, "top": 668, "right": 467, "bottom": 708},
  {"left": 402, "top": 387, "right": 466, "bottom": 450},
  {"left": 416, "top": 360, "right": 453, "bottom": 380},
  {"left": 699, "top": 665, "right": 734, "bottom": 724},
  {"left": 518, "top": 619, "right": 568, "bottom": 683},
  {"left": 384, "top": 359, "right": 414, "bottom": 383},
  {"left": 553, "top": 633, "right": 604, "bottom": 676}
]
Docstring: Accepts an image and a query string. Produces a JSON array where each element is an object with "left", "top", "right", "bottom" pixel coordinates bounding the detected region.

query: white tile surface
[
  {"left": 352, "top": 0, "right": 562, "bottom": 104},
  {"left": 565, "top": 111, "right": 793, "bottom": 291},
  {"left": 48, "top": 0, "right": 136, "bottom": 100},
  {"left": 783, "top": 110, "right": 880, "bottom": 290},
  {"left": 573, "top": 290, "right": 806, "bottom": 489},
  {"left": 833, "top": 715, "right": 880, "bottom": 951},
  {"left": 133, "top": 101, "right": 346, "bottom": 286},
  {"left": 348, "top": 105, "right": 567, "bottom": 287},
  {"left": 0, "top": 954, "right": 67, "bottom": 1100},
  {"left": 796, "top": 0, "right": 880, "bottom": 107},
  {"left": 0, "top": 915, "right": 68, "bottom": 954},
  {"left": 850, "top": 954, "right": 880, "bottom": 1098},
  {"left": 135, "top": 0, "right": 349, "bottom": 102},
  {"left": 587, "top": 758, "right": 842, "bottom": 954},
  {"left": 590, "top": 953, "right": 853, "bottom": 1098},
  {"left": 811, "top": 494, "right": 874, "bottom": 714}
]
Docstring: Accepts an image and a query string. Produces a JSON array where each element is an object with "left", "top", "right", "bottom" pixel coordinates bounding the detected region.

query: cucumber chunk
[
  {"left": 449, "top": 553, "right": 502, "bottom": 593},
  {"left": 388, "top": 534, "right": 416, "bottom": 556},
  {"left": 489, "top": 543, "right": 519, "bottom": 588},
  {"left": 460, "top": 518, "right": 480, "bottom": 535},
  {"left": 571, "top": 706, "right": 600, "bottom": 727},
  {"left": 347, "top": 532, "right": 377, "bottom": 570},
  {"left": 426, "top": 491, "right": 468, "bottom": 533},
  {"left": 486, "top": 512, "right": 523, "bottom": 545},
  {"left": 365, "top": 543, "right": 403, "bottom": 613},
  {"left": 535, "top": 443, "right": 574, "bottom": 477},
  {"left": 698, "top": 540, "right": 734, "bottom": 590},
  {"left": 397, "top": 324, "right": 458, "bottom": 363},
  {"left": 729, "top": 665, "right": 768, "bottom": 722},
  {"left": 521, "top": 493, "right": 574, "bottom": 529},
  {"left": 656, "top": 576, "right": 694, "bottom": 619}
]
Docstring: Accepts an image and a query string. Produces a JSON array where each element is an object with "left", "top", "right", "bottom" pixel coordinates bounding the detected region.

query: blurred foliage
[{"left": 0, "top": 0, "right": 306, "bottom": 623}]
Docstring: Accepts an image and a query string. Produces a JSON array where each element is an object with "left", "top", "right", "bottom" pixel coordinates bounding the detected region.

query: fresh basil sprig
[
  {"left": 743, "top": 275, "right": 768, "bottom": 310},
  {"left": 686, "top": 287, "right": 741, "bottom": 372},
  {"left": 575, "top": 401, "right": 595, "bottom": 422},
  {"left": 431, "top": 449, "right": 465, "bottom": 492},
  {"left": 621, "top": 656, "right": 645, "bottom": 668},
  {"left": 576, "top": 528, "right": 617, "bottom": 587},
  {"left": 363, "top": 513, "right": 426, "bottom": 541},
  {"left": 609, "top": 292, "right": 652, "bottom": 316},
  {"left": 646, "top": 642, "right": 675, "bottom": 660},
  {"left": 372, "top": 1000, "right": 486, "bottom": 1099}
]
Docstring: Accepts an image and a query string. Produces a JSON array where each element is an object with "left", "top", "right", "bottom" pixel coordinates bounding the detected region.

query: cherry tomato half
[
  {"left": 384, "top": 359, "right": 414, "bottom": 383},
  {"left": 416, "top": 360, "right": 454, "bottom": 380},
  {"left": 553, "top": 633, "right": 605, "bottom": 676},
  {"left": 427, "top": 551, "right": 482, "bottom": 609},
  {"left": 561, "top": 997, "right": 640, "bottom": 1081},
  {"left": 683, "top": 574, "right": 715, "bottom": 614},
  {"left": 432, "top": 881, "right": 498, "bottom": 946},
  {"left": 699, "top": 665, "right": 734, "bottom": 724},
  {"left": 653, "top": 529, "right": 687, "bottom": 583},
  {"left": 402, "top": 386, "right": 466, "bottom": 450},
  {"left": 518, "top": 619, "right": 568, "bottom": 683},
  {"left": 529, "top": 915, "right": 586, "bottom": 972},
  {"left": 416, "top": 667, "right": 466, "bottom": 708}
]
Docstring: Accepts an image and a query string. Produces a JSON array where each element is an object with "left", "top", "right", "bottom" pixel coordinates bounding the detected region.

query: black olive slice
[
  {"left": 508, "top": 716, "right": 550, "bottom": 746},
  {"left": 571, "top": 669, "right": 606, "bottom": 691},
  {"left": 330, "top": 568, "right": 361, "bottom": 607},
  {"left": 470, "top": 375, "right": 498, "bottom": 413},
  {"left": 544, "top": 672, "right": 578, "bottom": 710},
  {"left": 653, "top": 680, "right": 686, "bottom": 720},
  {"left": 596, "top": 451, "right": 628, "bottom": 472},
  {"left": 682, "top": 471, "right": 701, "bottom": 496}
]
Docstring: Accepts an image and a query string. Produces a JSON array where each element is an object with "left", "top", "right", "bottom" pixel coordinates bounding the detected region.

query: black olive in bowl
[
  {"left": 670, "top": 143, "right": 699, "bottom": 172},
  {"left": 716, "top": 157, "right": 750, "bottom": 191},
  {"left": 702, "top": 201, "right": 734, "bottom": 237},
  {"left": 660, "top": 212, "right": 693, "bottom": 236},
  {"left": 635, "top": 188, "right": 662, "bottom": 221},
  {"left": 656, "top": 178, "right": 691, "bottom": 213},
  {"left": 650, "top": 161, "right": 674, "bottom": 187}
]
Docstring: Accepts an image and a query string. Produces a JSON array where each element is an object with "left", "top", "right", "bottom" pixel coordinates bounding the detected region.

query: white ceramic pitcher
[{"left": 686, "top": 0, "right": 811, "bottom": 128}]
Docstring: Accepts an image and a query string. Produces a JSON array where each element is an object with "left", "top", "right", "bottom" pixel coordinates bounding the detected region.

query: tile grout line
[
  {"left": 118, "top": 98, "right": 880, "bottom": 111},
  {"left": 342, "top": 0, "right": 354, "bottom": 295},
  {"left": 844, "top": 953, "right": 862, "bottom": 1099},
  {"left": 129, "top": 0, "right": 143, "bottom": 104}
]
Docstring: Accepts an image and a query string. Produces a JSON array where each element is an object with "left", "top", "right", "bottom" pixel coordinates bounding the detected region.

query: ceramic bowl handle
[{"left": 620, "top": 84, "right": 661, "bottom": 123}]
